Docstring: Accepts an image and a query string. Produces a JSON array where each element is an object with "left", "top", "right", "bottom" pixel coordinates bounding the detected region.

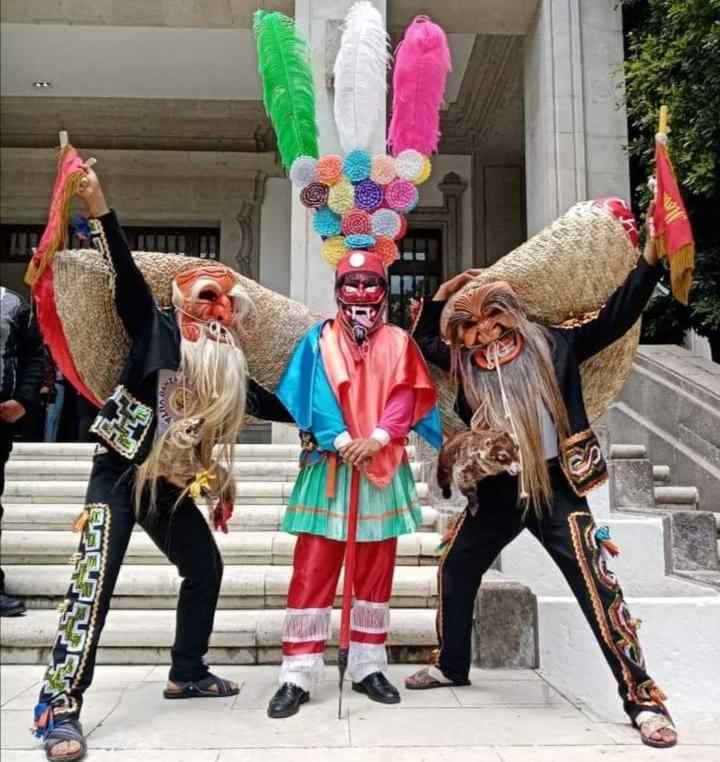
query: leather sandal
[
  {"left": 42, "top": 717, "right": 87, "bottom": 762},
  {"left": 635, "top": 712, "right": 678, "bottom": 748},
  {"left": 405, "top": 665, "right": 470, "bottom": 690},
  {"left": 163, "top": 672, "right": 239, "bottom": 699}
]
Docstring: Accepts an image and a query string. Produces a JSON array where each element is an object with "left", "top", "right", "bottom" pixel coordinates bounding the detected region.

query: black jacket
[
  {"left": 0, "top": 286, "right": 45, "bottom": 410},
  {"left": 413, "top": 256, "right": 662, "bottom": 495},
  {"left": 87, "top": 210, "right": 292, "bottom": 463}
]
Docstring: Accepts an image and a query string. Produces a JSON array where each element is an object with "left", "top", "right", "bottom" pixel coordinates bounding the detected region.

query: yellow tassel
[
  {"left": 650, "top": 685, "right": 668, "bottom": 704},
  {"left": 669, "top": 243, "right": 694, "bottom": 305},
  {"left": 189, "top": 470, "right": 213, "bottom": 499},
  {"left": 72, "top": 510, "right": 89, "bottom": 534}
]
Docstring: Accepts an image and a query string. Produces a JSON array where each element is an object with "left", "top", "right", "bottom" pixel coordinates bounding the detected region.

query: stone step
[
  {"left": 8, "top": 442, "right": 301, "bottom": 461},
  {"left": 0, "top": 502, "right": 439, "bottom": 533},
  {"left": 652, "top": 465, "right": 671, "bottom": 484},
  {"left": 4, "top": 459, "right": 423, "bottom": 482},
  {"left": 0, "top": 607, "right": 439, "bottom": 665},
  {"left": 654, "top": 485, "right": 700, "bottom": 508},
  {"left": 1, "top": 480, "right": 429, "bottom": 505},
  {"left": 501, "top": 515, "right": 719, "bottom": 598},
  {"left": 8, "top": 442, "right": 417, "bottom": 462},
  {"left": 0, "top": 529, "right": 442, "bottom": 566},
  {"left": 1, "top": 563, "right": 456, "bottom": 610}
]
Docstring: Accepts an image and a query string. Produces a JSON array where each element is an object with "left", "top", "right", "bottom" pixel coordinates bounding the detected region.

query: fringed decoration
[
  {"left": 316, "top": 154, "right": 344, "bottom": 185},
  {"left": 373, "top": 236, "right": 399, "bottom": 266},
  {"left": 333, "top": 1, "right": 389, "bottom": 153},
  {"left": 354, "top": 179, "right": 383, "bottom": 212},
  {"left": 371, "top": 154, "right": 397, "bottom": 185},
  {"left": 289, "top": 155, "right": 318, "bottom": 188},
  {"left": 388, "top": 15, "right": 451, "bottom": 156},
  {"left": 282, "top": 607, "right": 332, "bottom": 643},
  {"left": 25, "top": 144, "right": 102, "bottom": 407},
  {"left": 299, "top": 182, "right": 329, "bottom": 209},
  {"left": 314, "top": 207, "right": 342, "bottom": 237},
  {"left": 253, "top": 10, "right": 319, "bottom": 169},
  {"left": 345, "top": 233, "right": 375, "bottom": 249},
  {"left": 322, "top": 236, "right": 348, "bottom": 267},
  {"left": 341, "top": 208, "right": 372, "bottom": 236},
  {"left": 371, "top": 208, "right": 402, "bottom": 239},
  {"left": 350, "top": 600, "right": 389, "bottom": 634},
  {"left": 327, "top": 179, "right": 355, "bottom": 214}
]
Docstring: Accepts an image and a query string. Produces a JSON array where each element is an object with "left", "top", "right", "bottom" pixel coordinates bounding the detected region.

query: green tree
[{"left": 622, "top": 0, "right": 720, "bottom": 359}]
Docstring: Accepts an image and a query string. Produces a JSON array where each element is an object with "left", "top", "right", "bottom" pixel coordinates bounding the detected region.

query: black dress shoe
[
  {"left": 267, "top": 682, "right": 309, "bottom": 718},
  {"left": 0, "top": 593, "right": 26, "bottom": 617},
  {"left": 352, "top": 672, "right": 401, "bottom": 704}
]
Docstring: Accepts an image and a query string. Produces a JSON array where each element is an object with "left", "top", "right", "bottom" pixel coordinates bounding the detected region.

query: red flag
[{"left": 652, "top": 136, "right": 694, "bottom": 304}]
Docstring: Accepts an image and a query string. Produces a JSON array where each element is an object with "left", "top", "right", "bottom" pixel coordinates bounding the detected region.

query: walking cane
[{"left": 337, "top": 466, "right": 361, "bottom": 719}]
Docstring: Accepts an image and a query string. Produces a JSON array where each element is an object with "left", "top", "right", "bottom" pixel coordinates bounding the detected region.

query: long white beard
[{"left": 135, "top": 324, "right": 248, "bottom": 516}]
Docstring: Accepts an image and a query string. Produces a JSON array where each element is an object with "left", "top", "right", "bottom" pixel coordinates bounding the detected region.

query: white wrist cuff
[
  {"left": 370, "top": 428, "right": 390, "bottom": 447},
  {"left": 334, "top": 431, "right": 352, "bottom": 450}
]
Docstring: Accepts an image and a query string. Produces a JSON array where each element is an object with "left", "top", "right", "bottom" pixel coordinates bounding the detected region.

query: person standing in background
[{"left": 0, "top": 285, "right": 45, "bottom": 616}]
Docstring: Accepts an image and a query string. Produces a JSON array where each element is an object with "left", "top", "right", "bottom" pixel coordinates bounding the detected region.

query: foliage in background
[{"left": 621, "top": 0, "right": 720, "bottom": 359}]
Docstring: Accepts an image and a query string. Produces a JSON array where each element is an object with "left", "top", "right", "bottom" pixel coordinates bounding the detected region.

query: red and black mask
[
  {"left": 335, "top": 251, "right": 387, "bottom": 344},
  {"left": 172, "top": 264, "right": 247, "bottom": 343}
]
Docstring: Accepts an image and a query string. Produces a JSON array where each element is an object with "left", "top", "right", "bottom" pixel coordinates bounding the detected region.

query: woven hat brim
[
  {"left": 435, "top": 200, "right": 641, "bottom": 429},
  {"left": 53, "top": 250, "right": 319, "bottom": 404}
]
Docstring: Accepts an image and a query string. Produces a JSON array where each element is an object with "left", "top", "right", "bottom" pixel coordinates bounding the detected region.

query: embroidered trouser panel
[
  {"left": 279, "top": 533, "right": 397, "bottom": 691},
  {"left": 436, "top": 462, "right": 667, "bottom": 722},
  {"left": 35, "top": 452, "right": 223, "bottom": 721}
]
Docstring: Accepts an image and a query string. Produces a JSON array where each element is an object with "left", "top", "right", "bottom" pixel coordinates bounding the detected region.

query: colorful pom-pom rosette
[
  {"left": 314, "top": 207, "right": 342, "bottom": 237},
  {"left": 371, "top": 208, "right": 402, "bottom": 239},
  {"left": 384, "top": 179, "right": 419, "bottom": 214},
  {"left": 373, "top": 236, "right": 399, "bottom": 266},
  {"left": 395, "top": 149, "right": 425, "bottom": 182},
  {"left": 322, "top": 236, "right": 347, "bottom": 267},
  {"left": 316, "top": 154, "right": 344, "bottom": 186},
  {"left": 413, "top": 157, "right": 432, "bottom": 186},
  {"left": 342, "top": 149, "right": 371, "bottom": 182},
  {"left": 289, "top": 156, "right": 318, "bottom": 188},
  {"left": 327, "top": 179, "right": 355, "bottom": 215},
  {"left": 371, "top": 154, "right": 396, "bottom": 186},
  {"left": 354, "top": 179, "right": 383, "bottom": 213},
  {"left": 345, "top": 234, "right": 375, "bottom": 249},
  {"left": 341, "top": 209, "right": 372, "bottom": 237},
  {"left": 300, "top": 182, "right": 329, "bottom": 209}
]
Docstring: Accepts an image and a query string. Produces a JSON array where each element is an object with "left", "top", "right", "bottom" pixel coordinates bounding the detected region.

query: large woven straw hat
[
  {"left": 52, "top": 198, "right": 639, "bottom": 430},
  {"left": 436, "top": 199, "right": 642, "bottom": 430},
  {"left": 53, "top": 251, "right": 318, "bottom": 404}
]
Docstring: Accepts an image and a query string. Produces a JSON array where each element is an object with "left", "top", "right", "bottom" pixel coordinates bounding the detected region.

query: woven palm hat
[
  {"left": 435, "top": 198, "right": 642, "bottom": 430},
  {"left": 52, "top": 251, "right": 318, "bottom": 405}
]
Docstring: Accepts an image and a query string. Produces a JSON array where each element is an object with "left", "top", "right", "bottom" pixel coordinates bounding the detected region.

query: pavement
[{"left": 1, "top": 664, "right": 717, "bottom": 761}]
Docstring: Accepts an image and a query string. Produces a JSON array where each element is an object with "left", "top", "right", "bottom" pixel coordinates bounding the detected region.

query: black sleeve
[
  {"left": 91, "top": 209, "right": 156, "bottom": 339},
  {"left": 412, "top": 299, "right": 451, "bottom": 371},
  {"left": 568, "top": 256, "right": 663, "bottom": 364},
  {"left": 246, "top": 378, "right": 294, "bottom": 423},
  {"left": 14, "top": 306, "right": 45, "bottom": 410}
]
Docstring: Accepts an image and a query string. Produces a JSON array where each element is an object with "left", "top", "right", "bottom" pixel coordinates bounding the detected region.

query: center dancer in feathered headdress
[{"left": 253, "top": 4, "right": 449, "bottom": 718}]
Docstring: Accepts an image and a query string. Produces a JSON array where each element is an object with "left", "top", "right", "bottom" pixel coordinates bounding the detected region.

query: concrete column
[
  {"left": 523, "top": 0, "right": 630, "bottom": 236},
  {"left": 290, "top": 0, "right": 387, "bottom": 317}
]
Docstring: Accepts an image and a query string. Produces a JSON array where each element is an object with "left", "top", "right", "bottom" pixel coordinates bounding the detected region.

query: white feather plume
[{"left": 333, "top": 1, "right": 389, "bottom": 153}]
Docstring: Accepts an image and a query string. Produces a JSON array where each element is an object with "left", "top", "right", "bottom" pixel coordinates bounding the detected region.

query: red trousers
[{"left": 279, "top": 533, "right": 397, "bottom": 690}]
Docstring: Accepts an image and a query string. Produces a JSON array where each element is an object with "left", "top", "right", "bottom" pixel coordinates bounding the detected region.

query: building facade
[{"left": 0, "top": 0, "right": 629, "bottom": 321}]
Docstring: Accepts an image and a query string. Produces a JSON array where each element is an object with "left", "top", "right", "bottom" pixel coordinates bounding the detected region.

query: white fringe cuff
[
  {"left": 282, "top": 607, "right": 332, "bottom": 644},
  {"left": 348, "top": 642, "right": 388, "bottom": 683},
  {"left": 278, "top": 653, "right": 325, "bottom": 692},
  {"left": 351, "top": 600, "right": 389, "bottom": 635}
]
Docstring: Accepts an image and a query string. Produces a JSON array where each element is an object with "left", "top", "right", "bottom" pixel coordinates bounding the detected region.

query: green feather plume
[{"left": 254, "top": 10, "right": 319, "bottom": 169}]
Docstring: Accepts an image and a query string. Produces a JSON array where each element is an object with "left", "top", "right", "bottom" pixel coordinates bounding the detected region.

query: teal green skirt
[{"left": 282, "top": 459, "right": 421, "bottom": 542}]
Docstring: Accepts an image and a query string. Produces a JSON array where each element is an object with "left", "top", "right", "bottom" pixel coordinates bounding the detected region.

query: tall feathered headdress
[{"left": 254, "top": 3, "right": 450, "bottom": 270}]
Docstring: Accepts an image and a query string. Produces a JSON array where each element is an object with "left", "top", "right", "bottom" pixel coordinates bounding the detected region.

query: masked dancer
[
  {"left": 405, "top": 204, "right": 677, "bottom": 749},
  {"left": 32, "top": 166, "right": 292, "bottom": 761}
]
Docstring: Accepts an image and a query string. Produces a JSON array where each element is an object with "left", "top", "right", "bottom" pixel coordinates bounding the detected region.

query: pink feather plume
[{"left": 388, "top": 15, "right": 451, "bottom": 156}]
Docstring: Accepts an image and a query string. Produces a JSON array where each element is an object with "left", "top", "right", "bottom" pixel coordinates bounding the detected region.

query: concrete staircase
[
  {"left": 0, "top": 442, "right": 520, "bottom": 668},
  {"left": 499, "top": 445, "right": 720, "bottom": 720}
]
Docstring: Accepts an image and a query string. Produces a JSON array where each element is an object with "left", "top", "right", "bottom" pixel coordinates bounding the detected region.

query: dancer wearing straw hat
[
  {"left": 30, "top": 164, "right": 294, "bottom": 761},
  {"left": 405, "top": 203, "right": 678, "bottom": 749}
]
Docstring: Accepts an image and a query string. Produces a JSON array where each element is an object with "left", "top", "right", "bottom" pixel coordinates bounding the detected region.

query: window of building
[
  {"left": 1, "top": 224, "right": 221, "bottom": 262},
  {"left": 388, "top": 228, "right": 443, "bottom": 329}
]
